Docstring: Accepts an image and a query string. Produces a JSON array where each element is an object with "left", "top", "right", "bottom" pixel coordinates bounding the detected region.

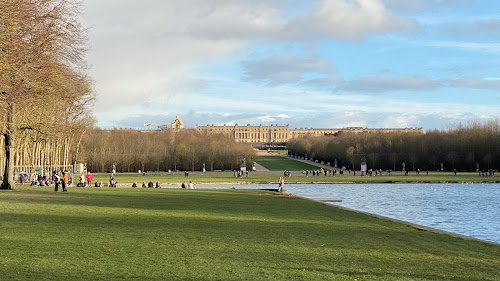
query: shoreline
[
  {"left": 296, "top": 193, "right": 500, "bottom": 246},
  {"left": 76, "top": 180, "right": 500, "bottom": 187}
]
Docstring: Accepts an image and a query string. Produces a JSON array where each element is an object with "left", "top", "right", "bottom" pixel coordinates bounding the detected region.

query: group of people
[
  {"left": 52, "top": 170, "right": 70, "bottom": 192},
  {"left": 77, "top": 172, "right": 94, "bottom": 187},
  {"left": 132, "top": 181, "right": 161, "bottom": 188},
  {"left": 233, "top": 170, "right": 248, "bottom": 178},
  {"left": 29, "top": 170, "right": 70, "bottom": 192},
  {"left": 360, "top": 169, "right": 387, "bottom": 176},
  {"left": 181, "top": 181, "right": 194, "bottom": 189},
  {"left": 304, "top": 168, "right": 330, "bottom": 177},
  {"left": 479, "top": 169, "right": 496, "bottom": 177}
]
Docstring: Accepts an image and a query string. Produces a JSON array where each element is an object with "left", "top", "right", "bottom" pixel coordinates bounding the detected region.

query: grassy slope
[
  {"left": 0, "top": 187, "right": 499, "bottom": 281},
  {"left": 256, "top": 156, "right": 321, "bottom": 171}
]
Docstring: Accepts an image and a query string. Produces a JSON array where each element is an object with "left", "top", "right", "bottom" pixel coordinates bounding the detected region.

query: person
[
  {"left": 132, "top": 182, "right": 137, "bottom": 187},
  {"left": 142, "top": 182, "right": 146, "bottom": 188},
  {"left": 62, "top": 170, "right": 69, "bottom": 192},
  {"left": 188, "top": 181, "right": 194, "bottom": 189},
  {"left": 53, "top": 172, "right": 60, "bottom": 192},
  {"left": 155, "top": 181, "right": 160, "bottom": 188},
  {"left": 278, "top": 176, "right": 284, "bottom": 193},
  {"left": 86, "top": 172, "right": 93, "bottom": 187},
  {"left": 181, "top": 182, "right": 186, "bottom": 189},
  {"left": 79, "top": 173, "right": 85, "bottom": 187},
  {"left": 148, "top": 181, "right": 154, "bottom": 188},
  {"left": 109, "top": 174, "right": 114, "bottom": 187}
]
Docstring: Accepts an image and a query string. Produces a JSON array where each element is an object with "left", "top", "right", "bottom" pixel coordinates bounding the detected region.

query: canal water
[{"left": 195, "top": 183, "right": 500, "bottom": 244}]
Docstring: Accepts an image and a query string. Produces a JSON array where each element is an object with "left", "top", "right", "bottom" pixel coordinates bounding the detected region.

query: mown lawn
[
  {"left": 256, "top": 156, "right": 322, "bottom": 171},
  {"left": 85, "top": 171, "right": 499, "bottom": 187},
  {"left": 0, "top": 187, "right": 499, "bottom": 280}
]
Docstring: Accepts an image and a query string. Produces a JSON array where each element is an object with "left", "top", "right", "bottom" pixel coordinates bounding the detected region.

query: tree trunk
[{"left": 1, "top": 100, "right": 15, "bottom": 190}]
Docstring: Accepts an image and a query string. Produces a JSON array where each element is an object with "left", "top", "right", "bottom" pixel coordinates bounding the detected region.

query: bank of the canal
[{"left": 1, "top": 186, "right": 499, "bottom": 280}]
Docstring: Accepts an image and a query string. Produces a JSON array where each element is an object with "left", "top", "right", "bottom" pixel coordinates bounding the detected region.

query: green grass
[
  {"left": 0, "top": 187, "right": 498, "bottom": 280},
  {"left": 256, "top": 156, "right": 322, "bottom": 171},
  {"left": 84, "top": 170, "right": 500, "bottom": 187}
]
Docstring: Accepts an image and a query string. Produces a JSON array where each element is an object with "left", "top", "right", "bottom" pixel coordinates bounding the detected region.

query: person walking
[
  {"left": 278, "top": 176, "right": 284, "bottom": 193},
  {"left": 62, "top": 170, "right": 69, "bottom": 192}
]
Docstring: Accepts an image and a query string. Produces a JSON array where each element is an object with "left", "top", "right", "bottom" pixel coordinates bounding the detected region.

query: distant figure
[
  {"left": 142, "top": 182, "right": 146, "bottom": 188},
  {"left": 132, "top": 182, "right": 137, "bottom": 187},
  {"left": 148, "top": 181, "right": 154, "bottom": 188},
  {"left": 188, "top": 181, "right": 194, "bottom": 189},
  {"left": 53, "top": 172, "right": 60, "bottom": 192},
  {"left": 86, "top": 172, "right": 93, "bottom": 186},
  {"left": 155, "top": 181, "right": 160, "bottom": 188},
  {"left": 62, "top": 170, "right": 69, "bottom": 192},
  {"left": 278, "top": 176, "right": 284, "bottom": 193},
  {"left": 181, "top": 182, "right": 186, "bottom": 189}
]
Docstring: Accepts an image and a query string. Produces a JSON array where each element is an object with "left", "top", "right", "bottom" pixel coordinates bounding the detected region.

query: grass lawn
[
  {"left": 256, "top": 156, "right": 322, "bottom": 171},
  {"left": 1, "top": 187, "right": 499, "bottom": 280},
  {"left": 79, "top": 156, "right": 499, "bottom": 186},
  {"left": 85, "top": 171, "right": 499, "bottom": 187}
]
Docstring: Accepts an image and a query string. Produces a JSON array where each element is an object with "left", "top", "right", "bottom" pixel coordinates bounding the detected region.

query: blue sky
[{"left": 82, "top": 0, "right": 500, "bottom": 130}]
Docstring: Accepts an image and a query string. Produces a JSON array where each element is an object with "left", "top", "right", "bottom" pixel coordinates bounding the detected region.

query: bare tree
[{"left": 1, "top": 0, "right": 93, "bottom": 189}]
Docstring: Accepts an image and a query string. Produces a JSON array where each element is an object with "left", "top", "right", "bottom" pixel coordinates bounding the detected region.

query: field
[
  {"left": 256, "top": 155, "right": 321, "bottom": 171},
  {"left": 1, "top": 187, "right": 499, "bottom": 280},
  {"left": 83, "top": 171, "right": 499, "bottom": 187},
  {"left": 67, "top": 155, "right": 500, "bottom": 186}
]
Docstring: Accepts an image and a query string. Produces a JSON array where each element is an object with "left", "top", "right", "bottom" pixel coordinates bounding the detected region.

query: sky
[{"left": 81, "top": 0, "right": 500, "bottom": 131}]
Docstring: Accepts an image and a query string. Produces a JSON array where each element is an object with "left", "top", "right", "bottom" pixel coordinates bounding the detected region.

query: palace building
[
  {"left": 196, "top": 123, "right": 423, "bottom": 143},
  {"left": 196, "top": 124, "right": 291, "bottom": 143},
  {"left": 150, "top": 116, "right": 423, "bottom": 143}
]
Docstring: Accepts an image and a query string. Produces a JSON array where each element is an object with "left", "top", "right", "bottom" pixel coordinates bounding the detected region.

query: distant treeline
[
  {"left": 81, "top": 129, "right": 256, "bottom": 173},
  {"left": 287, "top": 120, "right": 500, "bottom": 172}
]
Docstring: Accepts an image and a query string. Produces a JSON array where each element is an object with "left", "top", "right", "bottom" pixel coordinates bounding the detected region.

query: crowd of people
[{"left": 28, "top": 170, "right": 70, "bottom": 192}]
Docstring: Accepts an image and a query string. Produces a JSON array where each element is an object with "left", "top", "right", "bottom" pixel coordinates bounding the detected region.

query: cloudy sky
[{"left": 81, "top": 0, "right": 500, "bottom": 130}]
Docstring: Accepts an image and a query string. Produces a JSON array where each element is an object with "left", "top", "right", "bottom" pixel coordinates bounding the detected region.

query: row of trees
[
  {"left": 287, "top": 120, "right": 500, "bottom": 172},
  {"left": 1, "top": 0, "right": 95, "bottom": 189},
  {"left": 80, "top": 129, "right": 256, "bottom": 173}
]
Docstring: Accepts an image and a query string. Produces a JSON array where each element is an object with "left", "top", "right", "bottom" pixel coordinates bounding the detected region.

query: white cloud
[
  {"left": 281, "top": 0, "right": 418, "bottom": 41},
  {"left": 380, "top": 0, "right": 467, "bottom": 12},
  {"left": 188, "top": 1, "right": 287, "bottom": 40}
]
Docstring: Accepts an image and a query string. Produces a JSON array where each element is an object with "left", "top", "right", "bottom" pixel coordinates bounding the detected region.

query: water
[{"left": 194, "top": 183, "right": 500, "bottom": 244}]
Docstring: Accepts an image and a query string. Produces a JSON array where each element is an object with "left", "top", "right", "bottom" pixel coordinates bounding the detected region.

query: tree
[
  {"left": 1, "top": 0, "right": 93, "bottom": 189},
  {"left": 368, "top": 152, "right": 378, "bottom": 170},
  {"left": 346, "top": 146, "right": 356, "bottom": 171},
  {"left": 446, "top": 151, "right": 459, "bottom": 171}
]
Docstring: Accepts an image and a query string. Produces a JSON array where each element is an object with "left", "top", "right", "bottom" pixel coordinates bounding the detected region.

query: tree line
[
  {"left": 287, "top": 120, "right": 500, "bottom": 172},
  {"left": 1, "top": 0, "right": 95, "bottom": 189},
  {"left": 80, "top": 129, "right": 256, "bottom": 173}
]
